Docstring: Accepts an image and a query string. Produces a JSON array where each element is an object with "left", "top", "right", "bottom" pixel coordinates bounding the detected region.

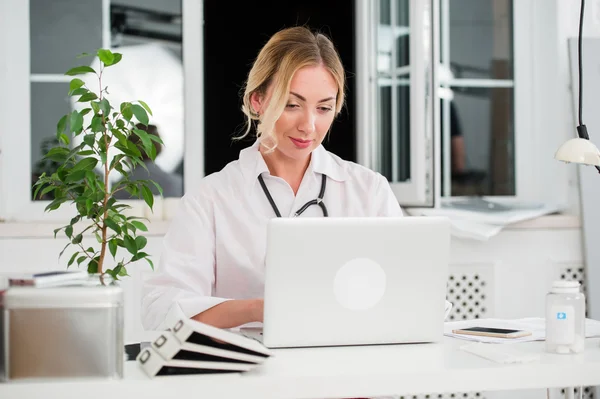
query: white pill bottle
[{"left": 545, "top": 280, "right": 586, "bottom": 354}]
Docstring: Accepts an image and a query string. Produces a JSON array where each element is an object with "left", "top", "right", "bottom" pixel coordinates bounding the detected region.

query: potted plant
[{"left": 33, "top": 48, "right": 161, "bottom": 282}]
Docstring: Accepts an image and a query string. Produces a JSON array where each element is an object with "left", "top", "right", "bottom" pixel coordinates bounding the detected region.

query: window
[
  {"left": 357, "top": 0, "right": 436, "bottom": 207},
  {"left": 440, "top": 0, "right": 515, "bottom": 197},
  {"left": 358, "top": 0, "right": 536, "bottom": 208},
  {"left": 0, "top": 0, "right": 203, "bottom": 222}
]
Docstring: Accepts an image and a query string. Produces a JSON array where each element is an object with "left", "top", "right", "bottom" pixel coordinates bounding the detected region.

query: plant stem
[{"left": 97, "top": 65, "right": 109, "bottom": 280}]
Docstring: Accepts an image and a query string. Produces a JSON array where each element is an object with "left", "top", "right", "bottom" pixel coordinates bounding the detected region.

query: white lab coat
[{"left": 141, "top": 140, "right": 403, "bottom": 331}]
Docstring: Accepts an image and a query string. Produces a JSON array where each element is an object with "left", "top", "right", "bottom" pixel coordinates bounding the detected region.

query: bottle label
[{"left": 547, "top": 305, "right": 575, "bottom": 345}]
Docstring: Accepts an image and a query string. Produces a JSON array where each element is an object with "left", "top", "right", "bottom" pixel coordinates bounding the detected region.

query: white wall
[{"left": 552, "top": 0, "right": 600, "bottom": 214}]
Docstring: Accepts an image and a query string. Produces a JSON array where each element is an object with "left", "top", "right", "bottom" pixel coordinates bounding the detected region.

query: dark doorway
[{"left": 202, "top": 0, "right": 356, "bottom": 176}]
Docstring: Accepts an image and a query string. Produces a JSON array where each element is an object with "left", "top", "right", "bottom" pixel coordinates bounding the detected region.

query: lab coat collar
[{"left": 239, "top": 139, "right": 349, "bottom": 191}]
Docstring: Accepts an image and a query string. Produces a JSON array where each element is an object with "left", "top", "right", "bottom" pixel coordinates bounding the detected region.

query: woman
[{"left": 141, "top": 26, "right": 403, "bottom": 332}]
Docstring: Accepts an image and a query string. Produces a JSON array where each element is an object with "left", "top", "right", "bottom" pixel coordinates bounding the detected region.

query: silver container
[{"left": 1, "top": 284, "right": 124, "bottom": 381}]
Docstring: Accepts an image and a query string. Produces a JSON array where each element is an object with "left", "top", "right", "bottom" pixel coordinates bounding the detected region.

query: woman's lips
[{"left": 290, "top": 137, "right": 312, "bottom": 149}]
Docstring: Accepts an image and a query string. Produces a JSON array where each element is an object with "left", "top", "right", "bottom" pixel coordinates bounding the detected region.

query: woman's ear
[{"left": 250, "top": 92, "right": 262, "bottom": 116}]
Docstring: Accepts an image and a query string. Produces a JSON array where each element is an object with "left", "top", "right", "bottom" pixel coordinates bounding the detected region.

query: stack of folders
[{"left": 136, "top": 318, "right": 273, "bottom": 378}]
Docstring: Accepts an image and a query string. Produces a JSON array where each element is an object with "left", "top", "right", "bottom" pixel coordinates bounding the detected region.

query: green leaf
[
  {"left": 135, "top": 236, "right": 147, "bottom": 251},
  {"left": 56, "top": 115, "right": 68, "bottom": 139},
  {"left": 83, "top": 133, "right": 96, "bottom": 147},
  {"left": 109, "top": 239, "right": 118, "bottom": 259},
  {"left": 65, "top": 66, "right": 96, "bottom": 76},
  {"left": 78, "top": 92, "right": 98, "bottom": 102},
  {"left": 64, "top": 169, "right": 86, "bottom": 183},
  {"left": 70, "top": 110, "right": 84, "bottom": 134},
  {"left": 111, "top": 53, "right": 123, "bottom": 66},
  {"left": 146, "top": 258, "right": 154, "bottom": 270},
  {"left": 80, "top": 108, "right": 92, "bottom": 117},
  {"left": 44, "top": 147, "right": 69, "bottom": 162},
  {"left": 45, "top": 197, "right": 68, "bottom": 212},
  {"left": 148, "top": 133, "right": 164, "bottom": 145},
  {"left": 97, "top": 49, "right": 115, "bottom": 66},
  {"left": 59, "top": 133, "right": 70, "bottom": 145},
  {"left": 131, "top": 221, "right": 148, "bottom": 232},
  {"left": 65, "top": 225, "right": 73, "bottom": 238},
  {"left": 121, "top": 103, "right": 133, "bottom": 122},
  {"left": 59, "top": 242, "right": 71, "bottom": 259},
  {"left": 132, "top": 128, "right": 154, "bottom": 158},
  {"left": 70, "top": 87, "right": 88, "bottom": 96},
  {"left": 72, "top": 234, "right": 83, "bottom": 244},
  {"left": 99, "top": 98, "right": 111, "bottom": 115},
  {"left": 69, "top": 78, "right": 85, "bottom": 94},
  {"left": 78, "top": 150, "right": 95, "bottom": 156},
  {"left": 67, "top": 252, "right": 79, "bottom": 268},
  {"left": 123, "top": 235, "right": 137, "bottom": 255},
  {"left": 71, "top": 157, "right": 98, "bottom": 173},
  {"left": 91, "top": 101, "right": 100, "bottom": 114},
  {"left": 105, "top": 219, "right": 121, "bottom": 235},
  {"left": 87, "top": 258, "right": 98, "bottom": 273},
  {"left": 141, "top": 185, "right": 154, "bottom": 210},
  {"left": 70, "top": 215, "right": 81, "bottom": 225},
  {"left": 131, "top": 104, "right": 149, "bottom": 125},
  {"left": 77, "top": 256, "right": 87, "bottom": 266},
  {"left": 40, "top": 184, "right": 57, "bottom": 198},
  {"left": 91, "top": 115, "right": 104, "bottom": 132},
  {"left": 95, "top": 232, "right": 102, "bottom": 243},
  {"left": 138, "top": 100, "right": 153, "bottom": 116},
  {"left": 86, "top": 198, "right": 93, "bottom": 214},
  {"left": 118, "top": 265, "right": 128, "bottom": 276}
]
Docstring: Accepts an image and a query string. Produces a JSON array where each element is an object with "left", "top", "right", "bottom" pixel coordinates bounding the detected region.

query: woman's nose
[{"left": 298, "top": 111, "right": 316, "bottom": 134}]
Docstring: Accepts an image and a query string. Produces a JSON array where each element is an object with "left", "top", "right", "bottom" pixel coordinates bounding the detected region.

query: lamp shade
[{"left": 554, "top": 137, "right": 600, "bottom": 166}]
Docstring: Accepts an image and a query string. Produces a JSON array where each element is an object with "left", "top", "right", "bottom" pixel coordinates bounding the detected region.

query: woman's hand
[
  {"left": 250, "top": 298, "right": 264, "bottom": 322},
  {"left": 192, "top": 298, "right": 264, "bottom": 329}
]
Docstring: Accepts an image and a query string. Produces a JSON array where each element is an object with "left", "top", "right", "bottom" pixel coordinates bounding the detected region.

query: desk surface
[{"left": 3, "top": 338, "right": 600, "bottom": 399}]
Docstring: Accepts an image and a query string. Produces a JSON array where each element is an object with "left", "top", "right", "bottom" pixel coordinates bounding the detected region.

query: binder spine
[
  {"left": 171, "top": 318, "right": 193, "bottom": 344},
  {"left": 136, "top": 346, "right": 164, "bottom": 378},
  {"left": 151, "top": 331, "right": 181, "bottom": 360}
]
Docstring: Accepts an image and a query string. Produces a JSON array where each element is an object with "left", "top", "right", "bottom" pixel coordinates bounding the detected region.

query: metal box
[{"left": 0, "top": 284, "right": 124, "bottom": 381}]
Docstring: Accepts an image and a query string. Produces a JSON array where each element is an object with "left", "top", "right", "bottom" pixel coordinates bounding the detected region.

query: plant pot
[{"left": 0, "top": 275, "right": 124, "bottom": 381}]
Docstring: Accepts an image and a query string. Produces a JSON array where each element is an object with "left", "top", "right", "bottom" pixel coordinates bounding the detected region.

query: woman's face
[{"left": 252, "top": 65, "right": 338, "bottom": 161}]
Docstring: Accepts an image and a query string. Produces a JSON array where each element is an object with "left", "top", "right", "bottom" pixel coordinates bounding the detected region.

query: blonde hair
[{"left": 237, "top": 26, "right": 346, "bottom": 151}]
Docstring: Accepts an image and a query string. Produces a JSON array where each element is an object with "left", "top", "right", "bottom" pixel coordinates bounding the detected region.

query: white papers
[
  {"left": 408, "top": 198, "right": 564, "bottom": 241},
  {"left": 444, "top": 317, "right": 600, "bottom": 343},
  {"left": 460, "top": 342, "right": 541, "bottom": 364}
]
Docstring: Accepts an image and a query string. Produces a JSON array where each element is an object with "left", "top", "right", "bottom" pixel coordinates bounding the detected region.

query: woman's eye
[
  {"left": 319, "top": 107, "right": 333, "bottom": 112},
  {"left": 286, "top": 104, "right": 299, "bottom": 109}
]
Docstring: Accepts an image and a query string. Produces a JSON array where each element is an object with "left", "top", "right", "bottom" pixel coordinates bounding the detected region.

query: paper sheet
[
  {"left": 460, "top": 342, "right": 541, "bottom": 364},
  {"left": 408, "top": 198, "right": 564, "bottom": 241},
  {"left": 444, "top": 317, "right": 600, "bottom": 343}
]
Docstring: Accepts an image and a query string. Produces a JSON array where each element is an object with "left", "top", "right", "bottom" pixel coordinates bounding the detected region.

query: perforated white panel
[
  {"left": 400, "top": 393, "right": 486, "bottom": 399},
  {"left": 559, "top": 387, "right": 595, "bottom": 399},
  {"left": 559, "top": 265, "right": 588, "bottom": 317},
  {"left": 446, "top": 264, "right": 495, "bottom": 321},
  {"left": 554, "top": 265, "right": 594, "bottom": 399}
]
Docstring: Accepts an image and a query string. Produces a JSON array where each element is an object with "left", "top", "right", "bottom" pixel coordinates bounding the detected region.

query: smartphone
[{"left": 451, "top": 326, "right": 532, "bottom": 339}]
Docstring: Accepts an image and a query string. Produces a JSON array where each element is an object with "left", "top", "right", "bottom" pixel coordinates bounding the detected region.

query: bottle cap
[{"left": 550, "top": 280, "right": 581, "bottom": 294}]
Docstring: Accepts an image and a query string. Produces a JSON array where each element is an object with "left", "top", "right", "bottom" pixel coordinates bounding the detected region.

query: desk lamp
[{"left": 555, "top": 0, "right": 600, "bottom": 169}]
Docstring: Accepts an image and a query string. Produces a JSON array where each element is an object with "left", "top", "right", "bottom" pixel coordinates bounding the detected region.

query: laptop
[{"left": 242, "top": 216, "right": 451, "bottom": 349}]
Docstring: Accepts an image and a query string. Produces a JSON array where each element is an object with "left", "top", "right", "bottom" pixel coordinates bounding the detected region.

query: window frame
[
  {"left": 357, "top": 0, "right": 539, "bottom": 208},
  {"left": 436, "top": 0, "right": 536, "bottom": 205},
  {"left": 356, "top": 0, "right": 436, "bottom": 207},
  {"left": 0, "top": 0, "right": 203, "bottom": 223}
]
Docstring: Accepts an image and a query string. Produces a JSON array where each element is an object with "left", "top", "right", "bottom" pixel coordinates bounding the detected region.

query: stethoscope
[{"left": 257, "top": 174, "right": 328, "bottom": 217}]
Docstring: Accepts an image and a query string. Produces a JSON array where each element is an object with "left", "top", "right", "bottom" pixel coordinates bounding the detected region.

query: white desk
[{"left": 2, "top": 338, "right": 600, "bottom": 399}]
